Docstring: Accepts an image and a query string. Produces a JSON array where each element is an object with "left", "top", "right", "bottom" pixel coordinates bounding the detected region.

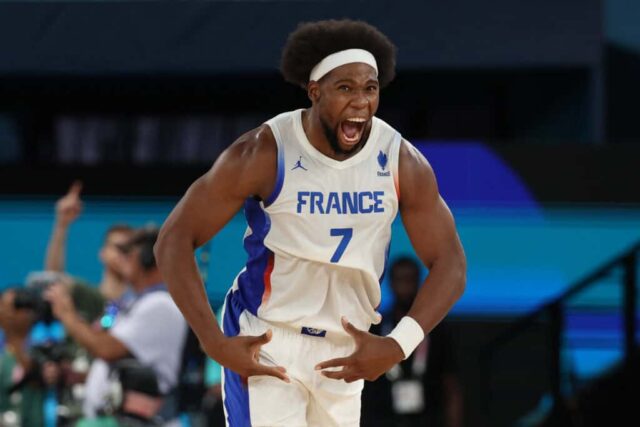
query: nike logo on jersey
[{"left": 296, "top": 191, "right": 385, "bottom": 214}]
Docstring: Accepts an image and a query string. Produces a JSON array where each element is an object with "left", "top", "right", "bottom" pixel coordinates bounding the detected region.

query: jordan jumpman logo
[{"left": 291, "top": 156, "right": 308, "bottom": 171}]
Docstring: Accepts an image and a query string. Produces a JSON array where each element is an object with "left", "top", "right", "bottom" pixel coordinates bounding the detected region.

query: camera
[
  {"left": 12, "top": 271, "right": 73, "bottom": 324},
  {"left": 13, "top": 287, "right": 53, "bottom": 324},
  {"left": 103, "top": 359, "right": 165, "bottom": 426}
]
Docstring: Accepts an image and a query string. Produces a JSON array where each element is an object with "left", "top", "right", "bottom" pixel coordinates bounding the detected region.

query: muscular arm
[
  {"left": 399, "top": 140, "right": 466, "bottom": 333},
  {"left": 154, "top": 126, "right": 277, "bottom": 359},
  {"left": 316, "top": 141, "right": 466, "bottom": 382}
]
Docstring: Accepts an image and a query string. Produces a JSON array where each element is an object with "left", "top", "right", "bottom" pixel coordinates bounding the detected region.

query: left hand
[
  {"left": 315, "top": 317, "right": 405, "bottom": 383},
  {"left": 45, "top": 283, "right": 76, "bottom": 322}
]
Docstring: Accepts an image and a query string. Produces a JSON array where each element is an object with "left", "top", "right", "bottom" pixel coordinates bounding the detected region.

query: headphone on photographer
[
  {"left": 130, "top": 226, "right": 159, "bottom": 271},
  {"left": 139, "top": 244, "right": 155, "bottom": 271}
]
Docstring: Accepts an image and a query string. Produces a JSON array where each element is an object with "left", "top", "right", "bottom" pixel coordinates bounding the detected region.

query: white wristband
[{"left": 386, "top": 316, "right": 425, "bottom": 359}]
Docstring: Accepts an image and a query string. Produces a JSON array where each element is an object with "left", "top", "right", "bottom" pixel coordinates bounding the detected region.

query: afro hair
[{"left": 280, "top": 19, "right": 397, "bottom": 88}]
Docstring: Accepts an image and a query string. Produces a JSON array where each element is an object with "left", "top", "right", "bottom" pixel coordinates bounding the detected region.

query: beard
[{"left": 320, "top": 116, "right": 362, "bottom": 156}]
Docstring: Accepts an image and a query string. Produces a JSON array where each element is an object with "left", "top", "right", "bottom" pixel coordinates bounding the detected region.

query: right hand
[
  {"left": 209, "top": 330, "right": 290, "bottom": 383},
  {"left": 44, "top": 283, "right": 76, "bottom": 323},
  {"left": 56, "top": 181, "right": 83, "bottom": 227}
]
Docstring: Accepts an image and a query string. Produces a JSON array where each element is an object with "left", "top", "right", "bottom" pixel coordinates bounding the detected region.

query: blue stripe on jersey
[
  {"left": 237, "top": 198, "right": 273, "bottom": 315},
  {"left": 379, "top": 242, "right": 391, "bottom": 285},
  {"left": 263, "top": 143, "right": 285, "bottom": 207},
  {"left": 222, "top": 290, "right": 251, "bottom": 427}
]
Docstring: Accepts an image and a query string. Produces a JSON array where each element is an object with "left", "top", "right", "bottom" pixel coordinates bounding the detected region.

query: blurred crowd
[
  {"left": 0, "top": 182, "right": 463, "bottom": 427},
  {"left": 0, "top": 183, "right": 222, "bottom": 427}
]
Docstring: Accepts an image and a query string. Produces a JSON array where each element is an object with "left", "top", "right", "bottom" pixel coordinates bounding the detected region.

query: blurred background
[{"left": 0, "top": 0, "right": 639, "bottom": 426}]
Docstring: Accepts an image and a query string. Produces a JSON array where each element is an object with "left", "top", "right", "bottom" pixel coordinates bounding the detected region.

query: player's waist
[
  {"left": 268, "top": 317, "right": 355, "bottom": 343},
  {"left": 245, "top": 311, "right": 357, "bottom": 345}
]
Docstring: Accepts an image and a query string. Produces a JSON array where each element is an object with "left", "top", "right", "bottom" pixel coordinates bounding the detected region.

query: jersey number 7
[{"left": 330, "top": 228, "right": 353, "bottom": 263}]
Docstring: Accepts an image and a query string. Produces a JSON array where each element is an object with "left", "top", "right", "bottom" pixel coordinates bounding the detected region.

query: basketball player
[{"left": 155, "top": 20, "right": 466, "bottom": 427}]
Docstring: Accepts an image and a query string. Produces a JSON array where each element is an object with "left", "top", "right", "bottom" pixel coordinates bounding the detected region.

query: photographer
[
  {"left": 45, "top": 180, "right": 133, "bottom": 302},
  {"left": 0, "top": 289, "right": 34, "bottom": 372},
  {"left": 0, "top": 288, "right": 35, "bottom": 418},
  {"left": 46, "top": 227, "right": 188, "bottom": 425},
  {"left": 0, "top": 287, "right": 62, "bottom": 427}
]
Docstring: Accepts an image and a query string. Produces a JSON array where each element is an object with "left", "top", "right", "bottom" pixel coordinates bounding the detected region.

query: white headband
[{"left": 309, "top": 49, "right": 378, "bottom": 82}]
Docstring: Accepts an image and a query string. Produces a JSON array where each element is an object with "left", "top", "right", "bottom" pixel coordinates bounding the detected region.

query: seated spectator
[
  {"left": 45, "top": 227, "right": 188, "bottom": 425},
  {"left": 14, "top": 270, "right": 104, "bottom": 424}
]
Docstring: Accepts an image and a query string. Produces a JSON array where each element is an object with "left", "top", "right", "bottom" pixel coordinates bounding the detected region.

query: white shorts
[{"left": 221, "top": 290, "right": 363, "bottom": 427}]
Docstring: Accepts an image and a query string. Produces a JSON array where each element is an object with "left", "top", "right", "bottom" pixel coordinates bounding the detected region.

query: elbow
[
  {"left": 154, "top": 223, "right": 196, "bottom": 282},
  {"left": 92, "top": 342, "right": 128, "bottom": 363},
  {"left": 453, "top": 254, "right": 467, "bottom": 300},
  {"left": 153, "top": 227, "right": 166, "bottom": 264},
  {"left": 155, "top": 218, "right": 199, "bottom": 257},
  {"left": 89, "top": 345, "right": 114, "bottom": 362},
  {"left": 454, "top": 269, "right": 466, "bottom": 301},
  {"left": 153, "top": 225, "right": 174, "bottom": 269},
  {"left": 97, "top": 350, "right": 126, "bottom": 363},
  {"left": 444, "top": 246, "right": 466, "bottom": 302},
  {"left": 94, "top": 349, "right": 118, "bottom": 363}
]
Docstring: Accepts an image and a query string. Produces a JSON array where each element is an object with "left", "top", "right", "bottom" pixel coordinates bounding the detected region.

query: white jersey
[{"left": 226, "top": 109, "right": 401, "bottom": 338}]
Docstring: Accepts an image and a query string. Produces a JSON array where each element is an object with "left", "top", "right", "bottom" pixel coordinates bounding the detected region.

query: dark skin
[{"left": 154, "top": 62, "right": 466, "bottom": 384}]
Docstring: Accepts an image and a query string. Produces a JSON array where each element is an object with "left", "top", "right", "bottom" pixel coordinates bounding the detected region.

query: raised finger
[
  {"left": 68, "top": 181, "right": 83, "bottom": 197},
  {"left": 320, "top": 368, "right": 348, "bottom": 381},
  {"left": 252, "top": 364, "right": 290, "bottom": 383},
  {"left": 250, "top": 329, "right": 273, "bottom": 347},
  {"left": 315, "top": 356, "right": 351, "bottom": 371}
]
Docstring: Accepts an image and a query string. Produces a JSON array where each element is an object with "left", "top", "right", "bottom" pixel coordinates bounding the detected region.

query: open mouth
[{"left": 340, "top": 117, "right": 367, "bottom": 145}]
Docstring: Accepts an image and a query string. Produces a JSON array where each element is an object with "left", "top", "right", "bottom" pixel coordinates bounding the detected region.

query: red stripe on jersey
[{"left": 262, "top": 252, "right": 274, "bottom": 305}]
